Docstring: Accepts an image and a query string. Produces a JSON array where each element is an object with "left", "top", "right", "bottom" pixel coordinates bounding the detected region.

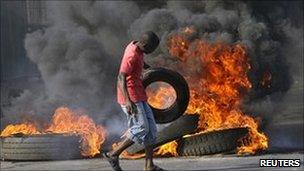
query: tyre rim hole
[{"left": 146, "top": 81, "right": 177, "bottom": 110}]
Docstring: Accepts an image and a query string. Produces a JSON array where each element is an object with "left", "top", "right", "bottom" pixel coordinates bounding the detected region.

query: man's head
[{"left": 137, "top": 31, "right": 160, "bottom": 54}]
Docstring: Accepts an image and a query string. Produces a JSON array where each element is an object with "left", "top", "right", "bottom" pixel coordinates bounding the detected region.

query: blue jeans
[{"left": 121, "top": 101, "right": 157, "bottom": 145}]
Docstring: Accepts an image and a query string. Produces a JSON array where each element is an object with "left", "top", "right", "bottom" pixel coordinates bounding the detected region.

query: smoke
[
  {"left": 128, "top": 0, "right": 303, "bottom": 150},
  {"left": 128, "top": 0, "right": 303, "bottom": 125},
  {"left": 2, "top": 1, "right": 141, "bottom": 134},
  {"left": 2, "top": 1, "right": 303, "bottom": 142}
]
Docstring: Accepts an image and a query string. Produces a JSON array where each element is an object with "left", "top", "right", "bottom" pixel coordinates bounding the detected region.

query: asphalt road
[{"left": 1, "top": 153, "right": 303, "bottom": 171}]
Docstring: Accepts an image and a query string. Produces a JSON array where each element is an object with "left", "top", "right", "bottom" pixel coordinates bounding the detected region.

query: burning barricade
[
  {"left": 0, "top": 107, "right": 107, "bottom": 160},
  {"left": 0, "top": 27, "right": 268, "bottom": 161},
  {"left": 119, "top": 27, "right": 268, "bottom": 158}
]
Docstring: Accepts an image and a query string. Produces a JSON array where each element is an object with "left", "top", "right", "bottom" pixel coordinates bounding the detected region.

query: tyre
[
  {"left": 126, "top": 114, "right": 199, "bottom": 154},
  {"left": 0, "top": 134, "right": 82, "bottom": 160},
  {"left": 143, "top": 68, "right": 189, "bottom": 124},
  {"left": 177, "top": 127, "right": 248, "bottom": 156}
]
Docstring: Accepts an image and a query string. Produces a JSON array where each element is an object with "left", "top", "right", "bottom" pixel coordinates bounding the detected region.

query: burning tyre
[
  {"left": 143, "top": 68, "right": 189, "bottom": 124},
  {"left": 177, "top": 127, "right": 248, "bottom": 156},
  {"left": 0, "top": 134, "right": 82, "bottom": 160}
]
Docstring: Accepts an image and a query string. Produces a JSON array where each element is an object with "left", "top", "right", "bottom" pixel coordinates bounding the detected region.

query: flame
[
  {"left": 146, "top": 82, "right": 176, "bottom": 109},
  {"left": 111, "top": 141, "right": 178, "bottom": 159},
  {"left": 0, "top": 107, "right": 107, "bottom": 157},
  {"left": 46, "top": 107, "right": 107, "bottom": 156},
  {"left": 155, "top": 141, "right": 178, "bottom": 157},
  {"left": 168, "top": 34, "right": 190, "bottom": 62},
  {"left": 0, "top": 123, "right": 40, "bottom": 136},
  {"left": 146, "top": 28, "right": 268, "bottom": 156}
]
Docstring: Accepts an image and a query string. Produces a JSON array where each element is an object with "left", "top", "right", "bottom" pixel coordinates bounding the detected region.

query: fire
[
  {"left": 46, "top": 107, "right": 107, "bottom": 156},
  {"left": 147, "top": 28, "right": 268, "bottom": 156},
  {"left": 112, "top": 141, "right": 178, "bottom": 159},
  {"left": 155, "top": 141, "right": 178, "bottom": 157},
  {"left": 146, "top": 82, "right": 176, "bottom": 109},
  {"left": 0, "top": 123, "right": 40, "bottom": 137},
  {"left": 168, "top": 33, "right": 190, "bottom": 62},
  {"left": 0, "top": 107, "right": 107, "bottom": 157}
]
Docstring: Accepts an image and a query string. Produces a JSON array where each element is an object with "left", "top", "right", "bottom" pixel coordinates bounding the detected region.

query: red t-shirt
[{"left": 117, "top": 41, "right": 147, "bottom": 105}]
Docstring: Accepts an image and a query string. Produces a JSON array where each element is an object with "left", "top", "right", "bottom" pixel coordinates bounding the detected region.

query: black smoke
[{"left": 2, "top": 1, "right": 303, "bottom": 141}]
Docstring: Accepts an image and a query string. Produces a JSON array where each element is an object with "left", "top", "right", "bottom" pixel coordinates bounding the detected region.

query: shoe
[
  {"left": 145, "top": 165, "right": 166, "bottom": 171},
  {"left": 103, "top": 152, "right": 122, "bottom": 171}
]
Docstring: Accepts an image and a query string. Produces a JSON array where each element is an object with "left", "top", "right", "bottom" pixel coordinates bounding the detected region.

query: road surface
[{"left": 1, "top": 153, "right": 303, "bottom": 170}]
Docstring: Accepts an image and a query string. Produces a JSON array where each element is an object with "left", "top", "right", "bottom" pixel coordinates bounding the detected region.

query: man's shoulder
[{"left": 124, "top": 41, "right": 143, "bottom": 59}]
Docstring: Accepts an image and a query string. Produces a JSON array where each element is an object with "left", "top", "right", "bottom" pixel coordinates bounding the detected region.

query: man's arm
[{"left": 118, "top": 73, "right": 137, "bottom": 115}]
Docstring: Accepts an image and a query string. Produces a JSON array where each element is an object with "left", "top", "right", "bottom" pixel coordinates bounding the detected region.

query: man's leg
[
  {"left": 108, "top": 104, "right": 135, "bottom": 158},
  {"left": 104, "top": 105, "right": 138, "bottom": 171},
  {"left": 107, "top": 102, "right": 147, "bottom": 157},
  {"left": 104, "top": 138, "right": 134, "bottom": 171},
  {"left": 143, "top": 102, "right": 160, "bottom": 170},
  {"left": 145, "top": 144, "right": 154, "bottom": 170},
  {"left": 108, "top": 138, "right": 134, "bottom": 157}
]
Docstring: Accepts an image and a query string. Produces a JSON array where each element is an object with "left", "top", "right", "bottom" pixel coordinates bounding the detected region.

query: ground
[{"left": 1, "top": 153, "right": 303, "bottom": 170}]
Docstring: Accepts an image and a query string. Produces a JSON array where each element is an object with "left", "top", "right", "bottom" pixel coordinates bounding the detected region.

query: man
[{"left": 104, "top": 31, "right": 164, "bottom": 171}]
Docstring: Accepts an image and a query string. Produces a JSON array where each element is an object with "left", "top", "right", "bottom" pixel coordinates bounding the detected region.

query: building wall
[
  {"left": 1, "top": 0, "right": 47, "bottom": 81},
  {"left": 1, "top": 1, "right": 46, "bottom": 106}
]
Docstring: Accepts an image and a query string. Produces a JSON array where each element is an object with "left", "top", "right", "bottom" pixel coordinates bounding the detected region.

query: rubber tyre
[
  {"left": 0, "top": 134, "right": 82, "bottom": 160},
  {"left": 126, "top": 114, "right": 199, "bottom": 154},
  {"left": 177, "top": 127, "right": 248, "bottom": 156},
  {"left": 143, "top": 68, "right": 190, "bottom": 124}
]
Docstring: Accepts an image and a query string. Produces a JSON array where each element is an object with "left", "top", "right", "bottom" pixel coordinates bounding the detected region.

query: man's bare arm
[
  {"left": 118, "top": 73, "right": 137, "bottom": 115},
  {"left": 118, "top": 73, "right": 130, "bottom": 102}
]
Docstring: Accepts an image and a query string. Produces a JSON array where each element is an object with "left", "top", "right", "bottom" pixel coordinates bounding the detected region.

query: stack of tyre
[{"left": 126, "top": 68, "right": 249, "bottom": 156}]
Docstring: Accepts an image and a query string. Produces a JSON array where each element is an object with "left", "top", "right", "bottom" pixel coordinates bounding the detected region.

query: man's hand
[
  {"left": 126, "top": 100, "right": 138, "bottom": 115},
  {"left": 118, "top": 73, "right": 138, "bottom": 115}
]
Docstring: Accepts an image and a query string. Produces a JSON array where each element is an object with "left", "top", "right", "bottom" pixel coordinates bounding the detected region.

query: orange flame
[
  {"left": 111, "top": 140, "right": 178, "bottom": 159},
  {"left": 168, "top": 34, "right": 190, "bottom": 62},
  {"left": 46, "top": 107, "right": 107, "bottom": 156},
  {"left": 0, "top": 107, "right": 107, "bottom": 157},
  {"left": 0, "top": 123, "right": 40, "bottom": 136},
  {"left": 146, "top": 28, "right": 268, "bottom": 156},
  {"left": 146, "top": 82, "right": 176, "bottom": 109},
  {"left": 155, "top": 141, "right": 178, "bottom": 157}
]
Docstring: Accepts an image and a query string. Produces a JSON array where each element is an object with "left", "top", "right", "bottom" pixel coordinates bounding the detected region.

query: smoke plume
[
  {"left": 2, "top": 1, "right": 141, "bottom": 133},
  {"left": 129, "top": 0, "right": 303, "bottom": 125}
]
